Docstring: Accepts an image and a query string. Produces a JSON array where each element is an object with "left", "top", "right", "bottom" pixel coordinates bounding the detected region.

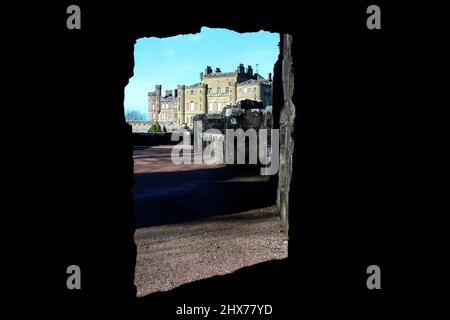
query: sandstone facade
[{"left": 148, "top": 64, "right": 273, "bottom": 126}]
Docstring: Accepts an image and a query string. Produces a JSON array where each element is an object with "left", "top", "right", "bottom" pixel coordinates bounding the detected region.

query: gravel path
[
  {"left": 134, "top": 207, "right": 288, "bottom": 297},
  {"left": 133, "top": 146, "right": 288, "bottom": 297}
]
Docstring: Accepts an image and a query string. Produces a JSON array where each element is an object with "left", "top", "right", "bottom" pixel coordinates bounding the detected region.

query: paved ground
[{"left": 133, "top": 145, "right": 288, "bottom": 297}]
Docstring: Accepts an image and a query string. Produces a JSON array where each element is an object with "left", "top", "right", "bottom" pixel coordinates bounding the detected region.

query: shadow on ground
[
  {"left": 136, "top": 258, "right": 289, "bottom": 316},
  {"left": 133, "top": 164, "right": 277, "bottom": 228}
]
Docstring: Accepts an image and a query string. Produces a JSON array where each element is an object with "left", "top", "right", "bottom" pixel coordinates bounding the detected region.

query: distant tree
[
  {"left": 125, "top": 110, "right": 147, "bottom": 121},
  {"left": 148, "top": 122, "right": 162, "bottom": 133},
  {"left": 162, "top": 125, "right": 167, "bottom": 132}
]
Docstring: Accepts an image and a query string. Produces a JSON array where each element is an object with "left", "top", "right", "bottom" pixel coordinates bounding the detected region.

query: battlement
[
  {"left": 185, "top": 82, "right": 207, "bottom": 89},
  {"left": 201, "top": 63, "right": 255, "bottom": 79},
  {"left": 148, "top": 84, "right": 162, "bottom": 97},
  {"left": 202, "top": 71, "right": 236, "bottom": 78}
]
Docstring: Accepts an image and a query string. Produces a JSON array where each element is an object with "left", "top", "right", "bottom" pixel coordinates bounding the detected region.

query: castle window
[
  {"left": 225, "top": 87, "right": 229, "bottom": 93},
  {"left": 217, "top": 87, "right": 221, "bottom": 94},
  {"left": 208, "top": 88, "right": 212, "bottom": 94},
  {"left": 253, "top": 87, "right": 256, "bottom": 92},
  {"left": 190, "top": 90, "right": 194, "bottom": 95},
  {"left": 190, "top": 101, "right": 195, "bottom": 111}
]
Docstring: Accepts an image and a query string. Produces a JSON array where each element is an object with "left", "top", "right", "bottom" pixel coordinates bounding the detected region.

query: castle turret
[
  {"left": 155, "top": 84, "right": 161, "bottom": 96},
  {"left": 148, "top": 85, "right": 162, "bottom": 121},
  {"left": 155, "top": 84, "right": 162, "bottom": 112},
  {"left": 200, "top": 84, "right": 208, "bottom": 113},
  {"left": 229, "top": 80, "right": 237, "bottom": 103},
  {"left": 177, "top": 85, "right": 185, "bottom": 123}
]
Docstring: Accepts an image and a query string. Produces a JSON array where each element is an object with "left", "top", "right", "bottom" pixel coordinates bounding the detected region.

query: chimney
[
  {"left": 200, "top": 72, "right": 204, "bottom": 80},
  {"left": 246, "top": 65, "right": 253, "bottom": 76},
  {"left": 237, "top": 63, "right": 245, "bottom": 74},
  {"left": 205, "top": 66, "right": 212, "bottom": 75},
  {"left": 268, "top": 73, "right": 272, "bottom": 81},
  {"left": 215, "top": 67, "right": 221, "bottom": 73}
]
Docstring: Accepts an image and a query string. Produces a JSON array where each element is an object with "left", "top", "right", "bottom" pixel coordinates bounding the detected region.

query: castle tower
[
  {"left": 200, "top": 84, "right": 208, "bottom": 113},
  {"left": 155, "top": 84, "right": 162, "bottom": 113},
  {"left": 148, "top": 84, "right": 162, "bottom": 122},
  {"left": 177, "top": 85, "right": 185, "bottom": 124},
  {"left": 230, "top": 81, "right": 237, "bottom": 103}
]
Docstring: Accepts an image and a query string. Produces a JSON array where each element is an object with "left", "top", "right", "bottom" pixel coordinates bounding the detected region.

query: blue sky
[{"left": 124, "top": 27, "right": 280, "bottom": 117}]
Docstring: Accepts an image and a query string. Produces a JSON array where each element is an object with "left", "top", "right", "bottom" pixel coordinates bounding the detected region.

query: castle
[{"left": 148, "top": 64, "right": 272, "bottom": 126}]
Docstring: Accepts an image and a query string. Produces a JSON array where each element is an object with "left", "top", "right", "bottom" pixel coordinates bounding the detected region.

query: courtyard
[{"left": 133, "top": 145, "right": 288, "bottom": 296}]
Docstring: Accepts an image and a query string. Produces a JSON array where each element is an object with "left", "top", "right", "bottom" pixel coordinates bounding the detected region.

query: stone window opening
[{"left": 126, "top": 29, "right": 288, "bottom": 298}]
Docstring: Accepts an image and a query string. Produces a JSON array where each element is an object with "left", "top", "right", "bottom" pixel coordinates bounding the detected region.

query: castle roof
[
  {"left": 255, "top": 73, "right": 266, "bottom": 80},
  {"left": 238, "top": 78, "right": 272, "bottom": 86},
  {"left": 186, "top": 83, "right": 203, "bottom": 88},
  {"left": 203, "top": 71, "right": 236, "bottom": 78}
]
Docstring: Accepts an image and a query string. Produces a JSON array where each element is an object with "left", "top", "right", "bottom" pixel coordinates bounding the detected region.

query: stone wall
[
  {"left": 193, "top": 102, "right": 273, "bottom": 167},
  {"left": 25, "top": 2, "right": 403, "bottom": 313},
  {"left": 276, "top": 34, "right": 295, "bottom": 233},
  {"left": 128, "top": 120, "right": 152, "bottom": 133}
]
